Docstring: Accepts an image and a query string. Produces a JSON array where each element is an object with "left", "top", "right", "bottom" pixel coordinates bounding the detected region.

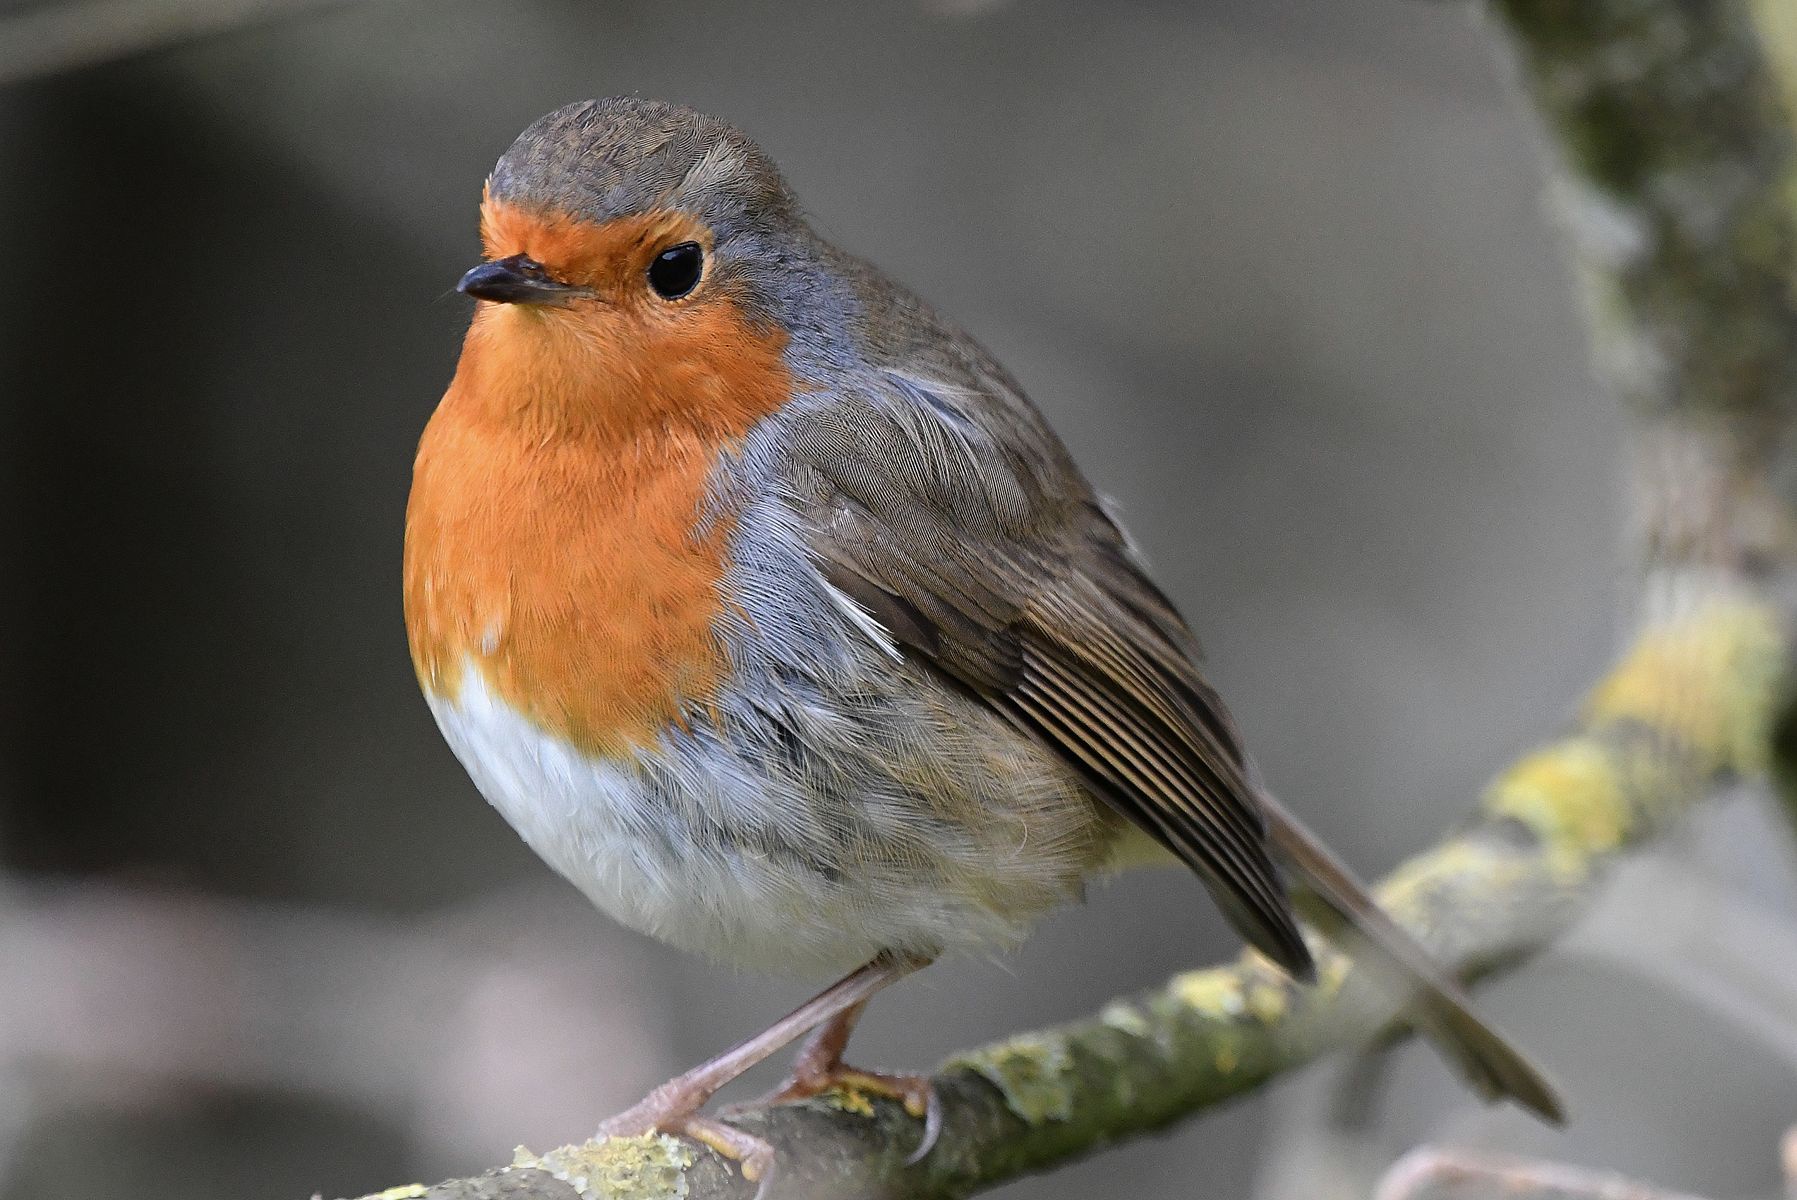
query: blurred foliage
[
  {"left": 1755, "top": 0, "right": 1797, "bottom": 121},
  {"left": 1750, "top": 0, "right": 1797, "bottom": 836}
]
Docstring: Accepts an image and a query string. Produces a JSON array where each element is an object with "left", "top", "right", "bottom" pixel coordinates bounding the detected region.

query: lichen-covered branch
[{"left": 339, "top": 2, "right": 1797, "bottom": 1198}]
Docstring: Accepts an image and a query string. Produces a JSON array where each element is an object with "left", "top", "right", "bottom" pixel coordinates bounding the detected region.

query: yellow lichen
[
  {"left": 1312, "top": 951, "right": 1353, "bottom": 998},
  {"left": 1483, "top": 741, "right": 1629, "bottom": 866},
  {"left": 1170, "top": 970, "right": 1244, "bottom": 1018},
  {"left": 1100, "top": 1000, "right": 1152, "bottom": 1038},
  {"left": 1379, "top": 841, "right": 1536, "bottom": 917},
  {"left": 950, "top": 1032, "right": 1076, "bottom": 1124},
  {"left": 815, "top": 1086, "right": 877, "bottom": 1118},
  {"left": 1244, "top": 979, "right": 1289, "bottom": 1024},
  {"left": 513, "top": 1135, "right": 695, "bottom": 1200},
  {"left": 1586, "top": 602, "right": 1780, "bottom": 775},
  {"left": 1174, "top": 960, "right": 1303, "bottom": 1022},
  {"left": 1213, "top": 1045, "right": 1239, "bottom": 1074},
  {"left": 1379, "top": 841, "right": 1474, "bottom": 913},
  {"left": 360, "top": 1187, "right": 427, "bottom": 1200}
]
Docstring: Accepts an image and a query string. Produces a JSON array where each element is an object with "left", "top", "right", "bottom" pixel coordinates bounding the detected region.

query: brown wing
[
  {"left": 781, "top": 391, "right": 1315, "bottom": 980},
  {"left": 775, "top": 368, "right": 1561, "bottom": 1122}
]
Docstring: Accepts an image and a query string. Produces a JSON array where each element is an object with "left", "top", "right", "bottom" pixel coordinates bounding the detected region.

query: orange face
[
  {"left": 479, "top": 192, "right": 711, "bottom": 295},
  {"left": 450, "top": 192, "right": 788, "bottom": 439},
  {"left": 403, "top": 196, "right": 795, "bottom": 755}
]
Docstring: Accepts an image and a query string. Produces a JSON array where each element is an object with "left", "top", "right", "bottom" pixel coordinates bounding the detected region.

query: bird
[{"left": 404, "top": 96, "right": 1561, "bottom": 1188}]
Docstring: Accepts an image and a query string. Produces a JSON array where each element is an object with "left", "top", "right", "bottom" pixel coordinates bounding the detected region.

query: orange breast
[{"left": 404, "top": 259, "right": 793, "bottom": 756}]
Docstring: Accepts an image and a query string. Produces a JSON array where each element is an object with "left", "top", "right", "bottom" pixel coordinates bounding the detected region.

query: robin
[{"left": 404, "top": 97, "right": 1560, "bottom": 1186}]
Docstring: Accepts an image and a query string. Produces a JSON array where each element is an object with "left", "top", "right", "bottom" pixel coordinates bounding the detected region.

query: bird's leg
[
  {"left": 770, "top": 1000, "right": 870, "bottom": 1096},
  {"left": 595, "top": 950, "right": 929, "bottom": 1188},
  {"left": 750, "top": 984, "right": 943, "bottom": 1163}
]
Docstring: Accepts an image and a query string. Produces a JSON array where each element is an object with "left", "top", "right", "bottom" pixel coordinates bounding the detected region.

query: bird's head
[{"left": 451, "top": 97, "right": 822, "bottom": 437}]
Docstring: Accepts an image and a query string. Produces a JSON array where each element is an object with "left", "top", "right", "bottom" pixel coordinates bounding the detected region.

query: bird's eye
[{"left": 648, "top": 242, "right": 704, "bottom": 300}]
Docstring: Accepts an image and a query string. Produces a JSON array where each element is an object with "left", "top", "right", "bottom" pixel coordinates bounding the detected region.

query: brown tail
[{"left": 1257, "top": 791, "right": 1565, "bottom": 1124}]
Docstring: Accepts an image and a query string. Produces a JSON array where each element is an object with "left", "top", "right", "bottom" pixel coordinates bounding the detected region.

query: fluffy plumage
[{"left": 404, "top": 97, "right": 1560, "bottom": 1131}]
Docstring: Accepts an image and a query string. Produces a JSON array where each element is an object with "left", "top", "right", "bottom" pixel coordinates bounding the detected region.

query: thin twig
[{"left": 1377, "top": 1149, "right": 1711, "bottom": 1200}]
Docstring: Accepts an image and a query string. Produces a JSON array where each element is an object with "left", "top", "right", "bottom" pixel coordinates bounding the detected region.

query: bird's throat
[{"left": 402, "top": 295, "right": 794, "bottom": 756}]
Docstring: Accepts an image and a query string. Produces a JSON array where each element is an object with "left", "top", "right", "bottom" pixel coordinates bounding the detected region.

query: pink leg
[
  {"left": 596, "top": 951, "right": 929, "bottom": 1187},
  {"left": 776, "top": 1001, "right": 870, "bottom": 1092}
]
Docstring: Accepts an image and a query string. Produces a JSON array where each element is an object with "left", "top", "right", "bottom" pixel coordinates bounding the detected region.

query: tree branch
[{"left": 337, "top": 0, "right": 1797, "bottom": 1197}]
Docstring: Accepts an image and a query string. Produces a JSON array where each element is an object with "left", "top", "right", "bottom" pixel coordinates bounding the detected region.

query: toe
[
  {"left": 767, "top": 1064, "right": 943, "bottom": 1164},
  {"left": 595, "top": 1089, "right": 776, "bottom": 1197},
  {"left": 679, "top": 1116, "right": 777, "bottom": 1199}
]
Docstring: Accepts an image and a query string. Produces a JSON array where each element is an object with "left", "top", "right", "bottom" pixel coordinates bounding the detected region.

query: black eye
[{"left": 648, "top": 242, "right": 703, "bottom": 300}]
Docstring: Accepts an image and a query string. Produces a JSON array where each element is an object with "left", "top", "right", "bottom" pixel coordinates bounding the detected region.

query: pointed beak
[{"left": 457, "top": 254, "right": 590, "bottom": 305}]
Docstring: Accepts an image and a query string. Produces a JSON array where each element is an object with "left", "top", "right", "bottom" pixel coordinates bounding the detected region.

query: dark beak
[{"left": 457, "top": 254, "right": 589, "bottom": 305}]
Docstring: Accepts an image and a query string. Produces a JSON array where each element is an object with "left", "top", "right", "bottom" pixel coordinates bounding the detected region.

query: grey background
[{"left": 3, "top": 2, "right": 1793, "bottom": 1198}]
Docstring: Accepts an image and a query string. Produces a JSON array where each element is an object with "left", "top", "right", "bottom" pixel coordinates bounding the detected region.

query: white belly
[
  {"left": 428, "top": 661, "right": 825, "bottom": 969},
  {"left": 427, "top": 660, "right": 1093, "bottom": 974}
]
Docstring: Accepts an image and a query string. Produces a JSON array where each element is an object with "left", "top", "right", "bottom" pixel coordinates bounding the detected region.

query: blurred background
[{"left": 3, "top": 1, "right": 1796, "bottom": 1198}]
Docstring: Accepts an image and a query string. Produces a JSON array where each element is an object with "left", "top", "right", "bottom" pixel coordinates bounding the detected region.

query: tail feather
[{"left": 1257, "top": 791, "right": 1565, "bottom": 1124}]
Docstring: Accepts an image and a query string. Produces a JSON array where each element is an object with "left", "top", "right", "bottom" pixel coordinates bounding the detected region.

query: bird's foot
[
  {"left": 597, "top": 1081, "right": 776, "bottom": 1195},
  {"left": 751, "top": 1059, "right": 942, "bottom": 1164}
]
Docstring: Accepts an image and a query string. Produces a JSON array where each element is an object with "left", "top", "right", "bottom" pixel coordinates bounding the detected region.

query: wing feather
[
  {"left": 786, "top": 386, "right": 1314, "bottom": 977},
  {"left": 768, "top": 361, "right": 1558, "bottom": 1118}
]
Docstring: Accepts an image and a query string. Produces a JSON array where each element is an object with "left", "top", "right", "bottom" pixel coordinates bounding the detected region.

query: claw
[
  {"left": 904, "top": 1082, "right": 943, "bottom": 1165},
  {"left": 679, "top": 1116, "right": 777, "bottom": 1199}
]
